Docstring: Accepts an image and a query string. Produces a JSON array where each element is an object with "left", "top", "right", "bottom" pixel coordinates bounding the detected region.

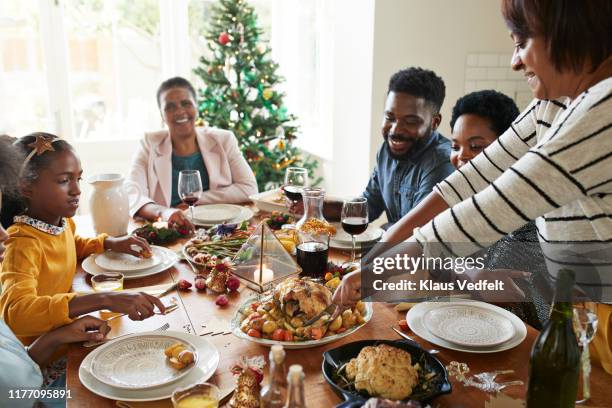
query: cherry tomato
[
  {"left": 247, "top": 329, "right": 261, "bottom": 338},
  {"left": 398, "top": 319, "right": 409, "bottom": 332},
  {"left": 272, "top": 329, "right": 285, "bottom": 341},
  {"left": 283, "top": 331, "right": 294, "bottom": 342}
]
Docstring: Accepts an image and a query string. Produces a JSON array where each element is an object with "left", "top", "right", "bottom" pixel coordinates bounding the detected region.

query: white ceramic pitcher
[{"left": 88, "top": 174, "right": 142, "bottom": 236}]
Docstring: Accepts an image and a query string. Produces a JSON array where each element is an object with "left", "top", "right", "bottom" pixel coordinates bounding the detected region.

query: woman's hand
[
  {"left": 162, "top": 208, "right": 195, "bottom": 232},
  {"left": 104, "top": 235, "right": 152, "bottom": 257},
  {"left": 104, "top": 292, "right": 166, "bottom": 321},
  {"left": 332, "top": 270, "right": 362, "bottom": 307}
]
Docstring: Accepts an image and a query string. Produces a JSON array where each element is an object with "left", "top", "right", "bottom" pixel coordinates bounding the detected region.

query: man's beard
[{"left": 384, "top": 126, "right": 432, "bottom": 161}]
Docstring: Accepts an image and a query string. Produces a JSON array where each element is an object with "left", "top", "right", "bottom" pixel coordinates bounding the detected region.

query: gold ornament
[
  {"left": 276, "top": 139, "right": 285, "bottom": 150},
  {"left": 262, "top": 88, "right": 273, "bottom": 100},
  {"left": 205, "top": 269, "right": 228, "bottom": 293}
]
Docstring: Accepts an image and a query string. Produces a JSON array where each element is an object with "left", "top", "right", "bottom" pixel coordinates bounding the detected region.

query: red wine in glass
[
  {"left": 342, "top": 217, "right": 368, "bottom": 235},
  {"left": 182, "top": 195, "right": 199, "bottom": 206},
  {"left": 341, "top": 198, "right": 368, "bottom": 266},
  {"left": 178, "top": 170, "right": 203, "bottom": 223},
  {"left": 296, "top": 241, "right": 329, "bottom": 278},
  {"left": 283, "top": 185, "right": 303, "bottom": 202}
]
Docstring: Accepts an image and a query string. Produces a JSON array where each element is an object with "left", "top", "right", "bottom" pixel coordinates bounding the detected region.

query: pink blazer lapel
[
  {"left": 197, "top": 128, "right": 220, "bottom": 190},
  {"left": 152, "top": 133, "right": 173, "bottom": 207}
]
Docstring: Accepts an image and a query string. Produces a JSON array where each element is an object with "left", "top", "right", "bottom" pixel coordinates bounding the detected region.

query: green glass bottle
[{"left": 526, "top": 269, "right": 580, "bottom": 407}]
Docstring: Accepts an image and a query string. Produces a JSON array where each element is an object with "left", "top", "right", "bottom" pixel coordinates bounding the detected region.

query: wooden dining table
[{"left": 65, "top": 209, "right": 612, "bottom": 408}]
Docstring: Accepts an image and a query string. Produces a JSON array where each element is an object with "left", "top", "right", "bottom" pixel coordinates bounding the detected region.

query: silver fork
[{"left": 83, "top": 322, "right": 171, "bottom": 348}]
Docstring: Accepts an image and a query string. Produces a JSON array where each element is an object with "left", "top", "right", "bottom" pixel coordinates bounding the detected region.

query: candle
[
  {"left": 254, "top": 264, "right": 274, "bottom": 283},
  {"left": 152, "top": 216, "right": 168, "bottom": 229}
]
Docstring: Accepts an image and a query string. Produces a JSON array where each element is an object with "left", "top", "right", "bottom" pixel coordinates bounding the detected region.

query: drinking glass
[
  {"left": 296, "top": 229, "right": 330, "bottom": 278},
  {"left": 172, "top": 382, "right": 220, "bottom": 408},
  {"left": 178, "top": 170, "right": 203, "bottom": 222},
  {"left": 91, "top": 272, "right": 124, "bottom": 292},
  {"left": 573, "top": 302, "right": 599, "bottom": 404},
  {"left": 341, "top": 197, "right": 369, "bottom": 267},
  {"left": 283, "top": 167, "right": 308, "bottom": 216}
]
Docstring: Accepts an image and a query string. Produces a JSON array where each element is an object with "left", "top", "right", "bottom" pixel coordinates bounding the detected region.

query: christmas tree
[{"left": 194, "top": 0, "right": 320, "bottom": 191}]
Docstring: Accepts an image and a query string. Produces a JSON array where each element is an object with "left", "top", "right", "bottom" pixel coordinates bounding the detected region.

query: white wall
[
  {"left": 368, "top": 0, "right": 519, "bottom": 167},
  {"left": 327, "top": 0, "right": 376, "bottom": 198},
  {"left": 75, "top": 140, "right": 140, "bottom": 214}
]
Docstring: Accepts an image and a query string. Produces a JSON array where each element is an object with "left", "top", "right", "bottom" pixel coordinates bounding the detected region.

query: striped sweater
[{"left": 414, "top": 77, "right": 612, "bottom": 260}]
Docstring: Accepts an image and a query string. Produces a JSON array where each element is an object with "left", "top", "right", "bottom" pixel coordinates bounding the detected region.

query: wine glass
[
  {"left": 178, "top": 170, "right": 203, "bottom": 222},
  {"left": 341, "top": 197, "right": 369, "bottom": 267},
  {"left": 283, "top": 167, "right": 308, "bottom": 216},
  {"left": 573, "top": 302, "right": 598, "bottom": 404}
]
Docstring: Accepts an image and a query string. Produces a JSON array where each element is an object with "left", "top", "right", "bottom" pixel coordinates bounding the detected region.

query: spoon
[{"left": 391, "top": 327, "right": 440, "bottom": 354}]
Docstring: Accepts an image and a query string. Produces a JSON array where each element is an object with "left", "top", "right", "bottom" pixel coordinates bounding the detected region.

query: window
[
  {"left": 0, "top": 0, "right": 53, "bottom": 136},
  {"left": 64, "top": 0, "right": 162, "bottom": 141},
  {"left": 0, "top": 0, "right": 329, "bottom": 154}
]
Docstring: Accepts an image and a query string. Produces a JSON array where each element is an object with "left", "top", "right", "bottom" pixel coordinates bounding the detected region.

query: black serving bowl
[{"left": 322, "top": 339, "right": 451, "bottom": 408}]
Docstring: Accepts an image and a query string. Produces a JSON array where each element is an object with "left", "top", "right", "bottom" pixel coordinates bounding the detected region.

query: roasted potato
[
  {"left": 164, "top": 342, "right": 183, "bottom": 358},
  {"left": 168, "top": 357, "right": 186, "bottom": 370},
  {"left": 177, "top": 349, "right": 195, "bottom": 365},
  {"left": 262, "top": 320, "right": 278, "bottom": 334},
  {"left": 329, "top": 315, "right": 343, "bottom": 331}
]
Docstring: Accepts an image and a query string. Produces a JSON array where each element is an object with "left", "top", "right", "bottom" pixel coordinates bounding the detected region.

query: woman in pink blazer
[{"left": 127, "top": 77, "right": 258, "bottom": 227}]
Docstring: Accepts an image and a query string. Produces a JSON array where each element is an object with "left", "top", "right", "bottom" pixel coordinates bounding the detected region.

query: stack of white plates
[
  {"left": 406, "top": 300, "right": 527, "bottom": 353},
  {"left": 79, "top": 331, "right": 219, "bottom": 401},
  {"left": 83, "top": 246, "right": 178, "bottom": 279},
  {"left": 185, "top": 204, "right": 254, "bottom": 227},
  {"left": 329, "top": 224, "right": 384, "bottom": 250}
]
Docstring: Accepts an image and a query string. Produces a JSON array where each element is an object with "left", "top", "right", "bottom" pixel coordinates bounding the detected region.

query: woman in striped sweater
[{"left": 334, "top": 0, "right": 612, "bottom": 372}]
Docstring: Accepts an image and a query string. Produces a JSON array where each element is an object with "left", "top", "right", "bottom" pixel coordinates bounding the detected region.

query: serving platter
[{"left": 230, "top": 296, "right": 373, "bottom": 349}]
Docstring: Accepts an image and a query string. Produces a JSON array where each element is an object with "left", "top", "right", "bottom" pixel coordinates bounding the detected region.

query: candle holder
[{"left": 232, "top": 220, "right": 301, "bottom": 292}]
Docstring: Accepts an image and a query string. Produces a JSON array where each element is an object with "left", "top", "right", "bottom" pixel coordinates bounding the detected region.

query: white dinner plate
[
  {"left": 79, "top": 331, "right": 219, "bottom": 402},
  {"left": 406, "top": 300, "right": 527, "bottom": 353},
  {"left": 330, "top": 224, "right": 384, "bottom": 245},
  {"left": 94, "top": 246, "right": 164, "bottom": 272},
  {"left": 231, "top": 296, "right": 373, "bottom": 349},
  {"left": 89, "top": 333, "right": 199, "bottom": 389},
  {"left": 328, "top": 240, "right": 378, "bottom": 250},
  {"left": 190, "top": 204, "right": 243, "bottom": 224},
  {"left": 83, "top": 247, "right": 178, "bottom": 280},
  {"left": 423, "top": 304, "right": 515, "bottom": 347},
  {"left": 186, "top": 205, "right": 254, "bottom": 227}
]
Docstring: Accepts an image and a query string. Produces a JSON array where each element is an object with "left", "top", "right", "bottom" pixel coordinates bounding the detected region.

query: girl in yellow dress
[{"left": 1, "top": 133, "right": 166, "bottom": 347}]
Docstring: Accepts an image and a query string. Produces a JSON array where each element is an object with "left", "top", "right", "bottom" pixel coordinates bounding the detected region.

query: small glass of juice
[
  {"left": 91, "top": 272, "right": 124, "bottom": 292},
  {"left": 172, "top": 383, "right": 220, "bottom": 408}
]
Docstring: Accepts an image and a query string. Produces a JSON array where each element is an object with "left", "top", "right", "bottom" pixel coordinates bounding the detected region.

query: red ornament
[
  {"left": 218, "top": 32, "right": 230, "bottom": 45},
  {"left": 226, "top": 276, "right": 240, "bottom": 292},
  {"left": 215, "top": 294, "right": 229, "bottom": 307}
]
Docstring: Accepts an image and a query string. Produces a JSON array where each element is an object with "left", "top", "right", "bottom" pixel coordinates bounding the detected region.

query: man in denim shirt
[{"left": 364, "top": 67, "right": 453, "bottom": 228}]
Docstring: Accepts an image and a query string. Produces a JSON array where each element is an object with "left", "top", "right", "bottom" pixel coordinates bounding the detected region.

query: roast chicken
[{"left": 273, "top": 277, "right": 332, "bottom": 319}]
